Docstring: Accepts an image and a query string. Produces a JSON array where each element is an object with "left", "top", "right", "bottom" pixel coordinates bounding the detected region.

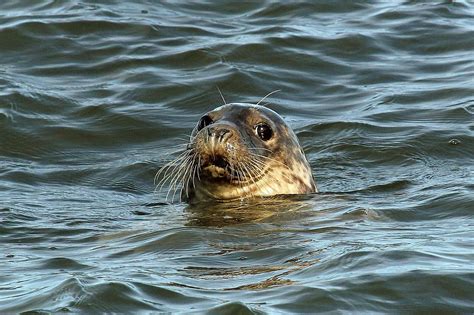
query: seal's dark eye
[
  {"left": 197, "top": 115, "right": 213, "bottom": 131},
  {"left": 256, "top": 123, "right": 273, "bottom": 141}
]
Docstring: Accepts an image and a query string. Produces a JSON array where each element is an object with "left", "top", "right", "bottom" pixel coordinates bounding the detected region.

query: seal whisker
[
  {"left": 156, "top": 150, "right": 192, "bottom": 189},
  {"left": 177, "top": 132, "right": 195, "bottom": 140},
  {"left": 229, "top": 154, "right": 269, "bottom": 185},
  {"left": 237, "top": 163, "right": 251, "bottom": 195},
  {"left": 167, "top": 153, "right": 195, "bottom": 202},
  {"left": 170, "top": 168, "right": 187, "bottom": 202},
  {"left": 237, "top": 163, "right": 249, "bottom": 196},
  {"left": 251, "top": 155, "right": 295, "bottom": 183},
  {"left": 248, "top": 152, "right": 292, "bottom": 171},
  {"left": 246, "top": 153, "right": 296, "bottom": 184},
  {"left": 245, "top": 154, "right": 268, "bottom": 169},
  {"left": 240, "top": 162, "right": 262, "bottom": 197},
  {"left": 196, "top": 155, "right": 202, "bottom": 182},
  {"left": 155, "top": 148, "right": 190, "bottom": 179},
  {"left": 184, "top": 152, "right": 199, "bottom": 199},
  {"left": 174, "top": 139, "right": 193, "bottom": 145},
  {"left": 190, "top": 153, "right": 199, "bottom": 191},
  {"left": 235, "top": 163, "right": 244, "bottom": 183},
  {"left": 256, "top": 89, "right": 281, "bottom": 106},
  {"left": 165, "top": 161, "right": 186, "bottom": 202},
  {"left": 181, "top": 162, "right": 192, "bottom": 200},
  {"left": 156, "top": 152, "right": 187, "bottom": 179},
  {"left": 247, "top": 163, "right": 269, "bottom": 198},
  {"left": 183, "top": 156, "right": 195, "bottom": 197},
  {"left": 183, "top": 151, "right": 199, "bottom": 188},
  {"left": 245, "top": 158, "right": 266, "bottom": 177},
  {"left": 155, "top": 158, "right": 185, "bottom": 192},
  {"left": 216, "top": 86, "right": 227, "bottom": 105},
  {"left": 246, "top": 158, "right": 268, "bottom": 184},
  {"left": 248, "top": 146, "right": 273, "bottom": 153}
]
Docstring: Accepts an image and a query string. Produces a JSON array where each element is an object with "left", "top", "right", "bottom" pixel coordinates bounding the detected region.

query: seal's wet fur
[{"left": 158, "top": 103, "right": 316, "bottom": 203}]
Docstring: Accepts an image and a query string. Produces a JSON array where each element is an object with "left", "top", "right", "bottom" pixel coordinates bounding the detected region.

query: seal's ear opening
[{"left": 197, "top": 115, "right": 213, "bottom": 131}]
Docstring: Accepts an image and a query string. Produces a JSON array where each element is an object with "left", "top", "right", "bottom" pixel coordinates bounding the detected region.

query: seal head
[{"left": 177, "top": 103, "right": 316, "bottom": 202}]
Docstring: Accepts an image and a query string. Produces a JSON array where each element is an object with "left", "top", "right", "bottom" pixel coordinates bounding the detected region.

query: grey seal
[{"left": 157, "top": 103, "right": 317, "bottom": 203}]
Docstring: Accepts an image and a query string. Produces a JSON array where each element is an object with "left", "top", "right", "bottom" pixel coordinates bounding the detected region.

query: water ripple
[{"left": 1, "top": 0, "right": 473, "bottom": 313}]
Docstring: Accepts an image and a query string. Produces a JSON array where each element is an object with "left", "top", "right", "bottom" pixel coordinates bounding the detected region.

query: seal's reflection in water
[
  {"left": 185, "top": 194, "right": 316, "bottom": 227},
  {"left": 179, "top": 195, "right": 325, "bottom": 290},
  {"left": 140, "top": 194, "right": 369, "bottom": 291}
]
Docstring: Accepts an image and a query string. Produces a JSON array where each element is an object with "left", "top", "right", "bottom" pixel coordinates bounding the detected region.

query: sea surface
[{"left": 1, "top": 1, "right": 473, "bottom": 313}]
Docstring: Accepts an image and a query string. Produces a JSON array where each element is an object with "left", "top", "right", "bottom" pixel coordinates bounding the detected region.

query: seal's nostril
[
  {"left": 207, "top": 127, "right": 231, "bottom": 142},
  {"left": 217, "top": 129, "right": 230, "bottom": 142}
]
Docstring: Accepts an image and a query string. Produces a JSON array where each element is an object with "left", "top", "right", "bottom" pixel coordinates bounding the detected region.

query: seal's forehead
[{"left": 210, "top": 103, "right": 286, "bottom": 125}]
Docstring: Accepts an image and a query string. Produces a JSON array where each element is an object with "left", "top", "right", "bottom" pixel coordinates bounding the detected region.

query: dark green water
[{"left": 1, "top": 1, "right": 473, "bottom": 313}]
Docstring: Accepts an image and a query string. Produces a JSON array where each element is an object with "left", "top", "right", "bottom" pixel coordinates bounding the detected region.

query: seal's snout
[{"left": 207, "top": 125, "right": 233, "bottom": 143}]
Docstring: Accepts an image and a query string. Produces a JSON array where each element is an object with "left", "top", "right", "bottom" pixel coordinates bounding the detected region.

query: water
[{"left": 1, "top": 0, "right": 473, "bottom": 313}]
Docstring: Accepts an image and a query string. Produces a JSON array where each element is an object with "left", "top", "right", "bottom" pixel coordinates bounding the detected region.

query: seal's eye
[
  {"left": 256, "top": 123, "right": 273, "bottom": 141},
  {"left": 197, "top": 115, "right": 213, "bottom": 131}
]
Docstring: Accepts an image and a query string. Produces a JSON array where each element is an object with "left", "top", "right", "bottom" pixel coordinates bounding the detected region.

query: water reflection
[
  {"left": 184, "top": 195, "right": 317, "bottom": 227},
  {"left": 2, "top": 0, "right": 473, "bottom": 311}
]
